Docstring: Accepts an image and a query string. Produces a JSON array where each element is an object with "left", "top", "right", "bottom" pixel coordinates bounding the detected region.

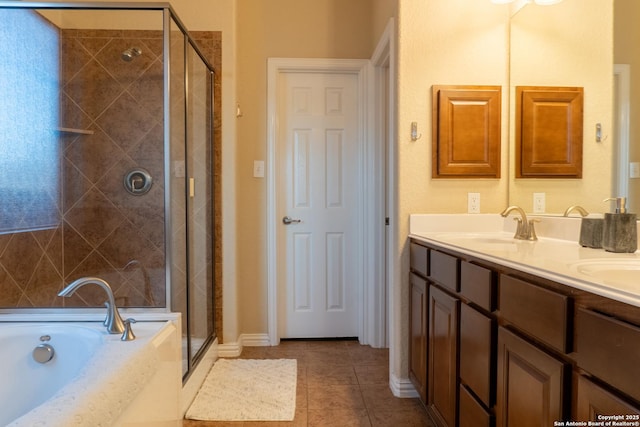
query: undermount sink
[
  {"left": 569, "top": 259, "right": 640, "bottom": 292},
  {"left": 431, "top": 233, "right": 521, "bottom": 252},
  {"left": 433, "top": 233, "right": 516, "bottom": 244}
]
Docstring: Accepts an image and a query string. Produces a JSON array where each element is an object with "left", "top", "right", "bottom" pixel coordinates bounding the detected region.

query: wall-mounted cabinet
[
  {"left": 432, "top": 85, "right": 502, "bottom": 178},
  {"left": 516, "top": 86, "right": 584, "bottom": 178}
]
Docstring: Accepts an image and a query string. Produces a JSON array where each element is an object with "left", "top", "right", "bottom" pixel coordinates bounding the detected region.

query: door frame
[{"left": 266, "top": 57, "right": 371, "bottom": 345}]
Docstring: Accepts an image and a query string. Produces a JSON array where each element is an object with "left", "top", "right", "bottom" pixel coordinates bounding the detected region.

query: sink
[
  {"left": 430, "top": 233, "right": 521, "bottom": 252},
  {"left": 569, "top": 259, "right": 640, "bottom": 292},
  {"left": 433, "top": 233, "right": 515, "bottom": 244}
]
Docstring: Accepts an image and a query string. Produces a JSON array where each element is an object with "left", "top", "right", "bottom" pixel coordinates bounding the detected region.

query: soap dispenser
[{"left": 602, "top": 197, "right": 637, "bottom": 253}]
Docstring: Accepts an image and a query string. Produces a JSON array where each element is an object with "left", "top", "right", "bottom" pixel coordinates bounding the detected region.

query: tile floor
[{"left": 183, "top": 339, "right": 434, "bottom": 427}]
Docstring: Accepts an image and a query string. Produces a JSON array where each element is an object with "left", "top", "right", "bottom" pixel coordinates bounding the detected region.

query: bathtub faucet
[{"left": 58, "top": 277, "right": 125, "bottom": 334}]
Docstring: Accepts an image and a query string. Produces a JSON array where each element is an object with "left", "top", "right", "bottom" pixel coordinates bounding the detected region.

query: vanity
[{"left": 409, "top": 214, "right": 640, "bottom": 427}]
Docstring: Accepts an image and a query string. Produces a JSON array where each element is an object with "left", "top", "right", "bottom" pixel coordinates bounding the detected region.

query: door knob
[{"left": 282, "top": 216, "right": 301, "bottom": 225}]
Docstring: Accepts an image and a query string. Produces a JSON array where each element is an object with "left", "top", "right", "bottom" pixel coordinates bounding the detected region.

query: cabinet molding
[{"left": 432, "top": 85, "right": 501, "bottom": 178}]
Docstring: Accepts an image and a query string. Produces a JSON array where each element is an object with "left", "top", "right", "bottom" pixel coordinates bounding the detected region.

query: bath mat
[{"left": 185, "top": 358, "right": 297, "bottom": 421}]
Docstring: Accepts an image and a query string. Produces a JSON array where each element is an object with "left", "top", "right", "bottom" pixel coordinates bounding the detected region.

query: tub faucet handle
[{"left": 121, "top": 318, "right": 137, "bottom": 341}]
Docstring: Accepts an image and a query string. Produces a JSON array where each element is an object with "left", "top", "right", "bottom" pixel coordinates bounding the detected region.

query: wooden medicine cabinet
[
  {"left": 432, "top": 85, "right": 501, "bottom": 178},
  {"left": 515, "top": 86, "right": 584, "bottom": 178}
]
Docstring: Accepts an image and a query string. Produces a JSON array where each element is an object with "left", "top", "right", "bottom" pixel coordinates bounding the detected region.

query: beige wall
[{"left": 234, "top": 0, "right": 377, "bottom": 335}]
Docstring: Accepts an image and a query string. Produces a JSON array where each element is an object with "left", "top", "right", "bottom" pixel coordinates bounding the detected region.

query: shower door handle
[{"left": 282, "top": 216, "right": 301, "bottom": 225}]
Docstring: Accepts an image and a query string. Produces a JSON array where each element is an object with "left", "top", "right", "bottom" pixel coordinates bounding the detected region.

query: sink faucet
[
  {"left": 563, "top": 205, "right": 589, "bottom": 217},
  {"left": 58, "top": 277, "right": 125, "bottom": 334},
  {"left": 500, "top": 205, "right": 538, "bottom": 241}
]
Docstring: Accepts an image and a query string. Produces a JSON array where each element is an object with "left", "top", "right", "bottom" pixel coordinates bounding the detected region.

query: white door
[{"left": 276, "top": 71, "right": 360, "bottom": 338}]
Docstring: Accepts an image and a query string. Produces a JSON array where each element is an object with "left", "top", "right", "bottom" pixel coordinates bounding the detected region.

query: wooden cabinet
[
  {"left": 575, "top": 308, "right": 640, "bottom": 403},
  {"left": 409, "top": 238, "right": 640, "bottom": 427},
  {"left": 409, "top": 273, "right": 428, "bottom": 402},
  {"left": 428, "top": 285, "right": 460, "bottom": 427},
  {"left": 496, "top": 327, "right": 568, "bottom": 427}
]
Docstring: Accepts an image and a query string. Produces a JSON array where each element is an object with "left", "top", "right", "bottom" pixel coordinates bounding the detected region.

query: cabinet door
[
  {"left": 460, "top": 303, "right": 494, "bottom": 407},
  {"left": 428, "top": 285, "right": 460, "bottom": 427},
  {"left": 409, "top": 273, "right": 428, "bottom": 402},
  {"left": 496, "top": 327, "right": 567, "bottom": 427},
  {"left": 575, "top": 375, "right": 640, "bottom": 419}
]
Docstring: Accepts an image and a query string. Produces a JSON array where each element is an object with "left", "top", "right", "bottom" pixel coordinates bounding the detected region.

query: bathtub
[{"left": 0, "top": 314, "right": 182, "bottom": 427}]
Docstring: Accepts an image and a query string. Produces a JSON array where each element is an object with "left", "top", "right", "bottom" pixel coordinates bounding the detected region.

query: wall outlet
[
  {"left": 533, "top": 192, "right": 545, "bottom": 214},
  {"left": 468, "top": 193, "right": 480, "bottom": 214}
]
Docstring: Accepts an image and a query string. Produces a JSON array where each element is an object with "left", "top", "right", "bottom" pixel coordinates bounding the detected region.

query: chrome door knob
[{"left": 282, "top": 216, "right": 301, "bottom": 225}]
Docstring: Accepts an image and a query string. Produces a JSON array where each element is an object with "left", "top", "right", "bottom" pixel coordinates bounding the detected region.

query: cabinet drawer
[
  {"left": 410, "top": 242, "right": 429, "bottom": 277},
  {"left": 575, "top": 308, "right": 640, "bottom": 403},
  {"left": 429, "top": 250, "right": 459, "bottom": 292},
  {"left": 499, "top": 275, "right": 570, "bottom": 353},
  {"left": 460, "top": 304, "right": 494, "bottom": 407},
  {"left": 461, "top": 261, "right": 495, "bottom": 311},
  {"left": 459, "top": 385, "right": 492, "bottom": 427}
]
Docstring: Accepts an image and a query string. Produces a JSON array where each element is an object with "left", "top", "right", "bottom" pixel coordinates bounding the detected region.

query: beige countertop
[{"left": 409, "top": 214, "right": 640, "bottom": 308}]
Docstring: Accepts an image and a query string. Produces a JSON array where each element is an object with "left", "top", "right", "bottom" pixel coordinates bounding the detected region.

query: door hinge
[{"left": 385, "top": 217, "right": 390, "bottom": 226}]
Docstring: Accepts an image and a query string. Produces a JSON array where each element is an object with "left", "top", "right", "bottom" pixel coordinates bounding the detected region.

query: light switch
[
  {"left": 253, "top": 160, "right": 265, "bottom": 178},
  {"left": 630, "top": 162, "right": 640, "bottom": 179}
]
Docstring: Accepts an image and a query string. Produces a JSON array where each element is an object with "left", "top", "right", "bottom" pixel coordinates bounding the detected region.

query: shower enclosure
[{"left": 0, "top": 2, "right": 219, "bottom": 379}]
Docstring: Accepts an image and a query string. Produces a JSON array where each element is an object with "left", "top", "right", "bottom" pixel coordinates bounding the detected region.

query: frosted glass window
[{"left": 0, "top": 9, "right": 60, "bottom": 233}]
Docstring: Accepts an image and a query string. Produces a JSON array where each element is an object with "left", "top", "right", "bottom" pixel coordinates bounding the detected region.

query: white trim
[
  {"left": 389, "top": 372, "right": 419, "bottom": 399},
  {"left": 614, "top": 64, "right": 631, "bottom": 199},
  {"left": 366, "top": 19, "right": 395, "bottom": 349},
  {"left": 266, "top": 58, "right": 370, "bottom": 346},
  {"left": 217, "top": 333, "right": 271, "bottom": 358}
]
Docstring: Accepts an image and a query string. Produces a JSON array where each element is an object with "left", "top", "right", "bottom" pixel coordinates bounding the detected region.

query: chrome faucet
[
  {"left": 563, "top": 205, "right": 589, "bottom": 217},
  {"left": 500, "top": 205, "right": 538, "bottom": 241},
  {"left": 58, "top": 277, "right": 125, "bottom": 334}
]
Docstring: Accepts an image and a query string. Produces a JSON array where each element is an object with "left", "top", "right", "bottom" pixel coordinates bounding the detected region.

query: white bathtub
[{"left": 0, "top": 314, "right": 182, "bottom": 427}]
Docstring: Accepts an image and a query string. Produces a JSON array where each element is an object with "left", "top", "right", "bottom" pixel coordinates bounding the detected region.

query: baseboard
[
  {"left": 217, "top": 333, "right": 271, "bottom": 358},
  {"left": 389, "top": 372, "right": 420, "bottom": 398},
  {"left": 240, "top": 333, "right": 271, "bottom": 347}
]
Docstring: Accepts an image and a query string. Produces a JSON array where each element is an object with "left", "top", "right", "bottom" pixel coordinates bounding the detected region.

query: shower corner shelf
[{"left": 56, "top": 127, "right": 95, "bottom": 135}]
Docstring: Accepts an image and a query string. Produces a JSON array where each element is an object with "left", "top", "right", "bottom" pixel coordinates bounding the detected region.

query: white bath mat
[{"left": 185, "top": 358, "right": 297, "bottom": 421}]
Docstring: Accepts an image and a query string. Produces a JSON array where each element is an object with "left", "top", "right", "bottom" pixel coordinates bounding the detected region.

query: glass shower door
[{"left": 185, "top": 41, "right": 214, "bottom": 362}]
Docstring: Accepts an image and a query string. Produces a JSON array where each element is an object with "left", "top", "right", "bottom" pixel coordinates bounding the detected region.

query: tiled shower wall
[{"left": 0, "top": 12, "right": 221, "bottom": 335}]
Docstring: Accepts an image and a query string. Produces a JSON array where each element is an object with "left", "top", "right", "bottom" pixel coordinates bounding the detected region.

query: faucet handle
[
  {"left": 121, "top": 318, "right": 137, "bottom": 341},
  {"left": 527, "top": 218, "right": 540, "bottom": 241}
]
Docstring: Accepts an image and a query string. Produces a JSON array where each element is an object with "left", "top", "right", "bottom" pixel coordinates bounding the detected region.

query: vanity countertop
[{"left": 409, "top": 214, "right": 640, "bottom": 308}]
